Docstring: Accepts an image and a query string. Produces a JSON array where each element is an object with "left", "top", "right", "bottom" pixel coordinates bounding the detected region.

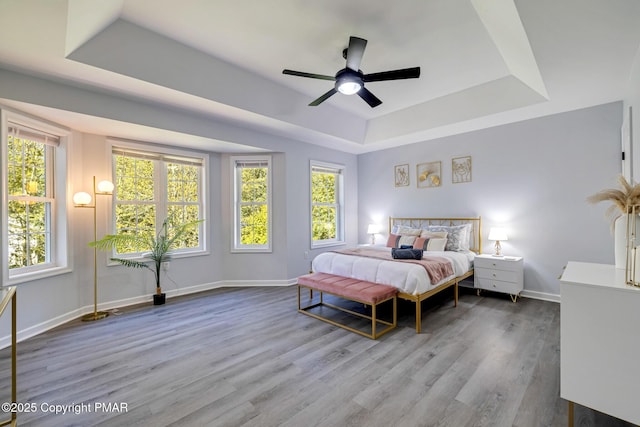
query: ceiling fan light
[{"left": 337, "top": 81, "right": 361, "bottom": 95}]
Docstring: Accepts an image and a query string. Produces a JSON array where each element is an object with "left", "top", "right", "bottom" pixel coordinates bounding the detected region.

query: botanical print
[
  {"left": 452, "top": 156, "right": 472, "bottom": 183},
  {"left": 417, "top": 161, "right": 441, "bottom": 188},
  {"left": 394, "top": 164, "right": 409, "bottom": 187}
]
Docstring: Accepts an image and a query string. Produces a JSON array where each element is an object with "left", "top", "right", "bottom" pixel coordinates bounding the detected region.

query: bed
[{"left": 311, "top": 217, "right": 482, "bottom": 333}]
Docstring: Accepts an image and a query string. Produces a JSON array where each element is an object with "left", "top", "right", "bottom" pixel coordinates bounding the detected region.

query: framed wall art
[
  {"left": 394, "top": 164, "right": 410, "bottom": 187},
  {"left": 452, "top": 156, "right": 472, "bottom": 184},
  {"left": 416, "top": 161, "right": 441, "bottom": 188}
]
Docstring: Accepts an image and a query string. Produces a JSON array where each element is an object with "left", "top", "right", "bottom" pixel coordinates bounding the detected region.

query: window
[
  {"left": 111, "top": 144, "right": 205, "bottom": 256},
  {"left": 231, "top": 156, "right": 271, "bottom": 252},
  {"left": 2, "top": 113, "right": 68, "bottom": 283},
  {"left": 310, "top": 161, "right": 344, "bottom": 248}
]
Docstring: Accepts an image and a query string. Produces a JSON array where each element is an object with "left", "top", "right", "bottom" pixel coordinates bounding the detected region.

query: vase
[{"left": 615, "top": 215, "right": 627, "bottom": 269}]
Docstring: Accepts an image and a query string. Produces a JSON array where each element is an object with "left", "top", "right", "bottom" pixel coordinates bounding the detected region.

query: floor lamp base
[{"left": 81, "top": 311, "right": 109, "bottom": 322}]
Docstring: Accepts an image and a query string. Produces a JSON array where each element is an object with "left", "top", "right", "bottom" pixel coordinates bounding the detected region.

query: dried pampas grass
[{"left": 587, "top": 175, "right": 640, "bottom": 225}]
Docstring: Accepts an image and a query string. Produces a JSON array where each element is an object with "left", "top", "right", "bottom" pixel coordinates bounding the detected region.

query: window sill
[
  {"left": 8, "top": 266, "right": 72, "bottom": 285},
  {"left": 311, "top": 241, "right": 346, "bottom": 250},
  {"left": 230, "top": 248, "right": 273, "bottom": 254}
]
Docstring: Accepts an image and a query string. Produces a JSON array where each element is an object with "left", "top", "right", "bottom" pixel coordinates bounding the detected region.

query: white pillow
[
  {"left": 426, "top": 238, "right": 447, "bottom": 251},
  {"left": 396, "top": 225, "right": 422, "bottom": 236},
  {"left": 420, "top": 230, "right": 448, "bottom": 239},
  {"left": 397, "top": 235, "right": 417, "bottom": 247}
]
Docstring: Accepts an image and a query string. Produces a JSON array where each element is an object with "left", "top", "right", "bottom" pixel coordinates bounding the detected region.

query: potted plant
[{"left": 90, "top": 217, "right": 203, "bottom": 305}]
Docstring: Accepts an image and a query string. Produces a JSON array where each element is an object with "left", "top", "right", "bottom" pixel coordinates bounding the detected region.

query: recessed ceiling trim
[{"left": 471, "top": 0, "right": 549, "bottom": 99}]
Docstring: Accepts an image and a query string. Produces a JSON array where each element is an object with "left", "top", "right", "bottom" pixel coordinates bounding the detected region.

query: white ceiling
[{"left": 0, "top": 0, "right": 639, "bottom": 154}]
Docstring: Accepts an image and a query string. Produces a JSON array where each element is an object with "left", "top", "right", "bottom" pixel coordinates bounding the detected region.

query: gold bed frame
[{"left": 389, "top": 216, "right": 482, "bottom": 333}]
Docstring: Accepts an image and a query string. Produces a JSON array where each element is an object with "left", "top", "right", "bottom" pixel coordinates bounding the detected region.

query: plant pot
[{"left": 153, "top": 293, "right": 166, "bottom": 305}]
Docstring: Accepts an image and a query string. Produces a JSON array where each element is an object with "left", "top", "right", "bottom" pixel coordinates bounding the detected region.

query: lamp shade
[
  {"left": 367, "top": 224, "right": 380, "bottom": 234},
  {"left": 96, "top": 180, "right": 114, "bottom": 193},
  {"left": 73, "top": 192, "right": 92, "bottom": 206},
  {"left": 488, "top": 227, "right": 508, "bottom": 241}
]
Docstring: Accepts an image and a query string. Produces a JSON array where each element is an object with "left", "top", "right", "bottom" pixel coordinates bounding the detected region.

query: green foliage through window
[
  {"left": 113, "top": 149, "right": 203, "bottom": 255},
  {"left": 6, "top": 125, "right": 56, "bottom": 270},
  {"left": 311, "top": 163, "right": 343, "bottom": 244},
  {"left": 233, "top": 157, "right": 270, "bottom": 250}
]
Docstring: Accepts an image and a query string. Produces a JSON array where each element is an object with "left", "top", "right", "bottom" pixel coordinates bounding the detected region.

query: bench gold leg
[
  {"left": 297, "top": 284, "right": 396, "bottom": 339},
  {"left": 372, "top": 303, "right": 377, "bottom": 338}
]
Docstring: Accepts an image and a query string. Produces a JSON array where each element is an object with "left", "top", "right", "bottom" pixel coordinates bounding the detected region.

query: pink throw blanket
[{"left": 334, "top": 248, "right": 454, "bottom": 284}]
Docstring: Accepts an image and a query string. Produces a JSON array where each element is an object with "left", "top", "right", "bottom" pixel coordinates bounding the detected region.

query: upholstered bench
[{"left": 297, "top": 272, "right": 397, "bottom": 339}]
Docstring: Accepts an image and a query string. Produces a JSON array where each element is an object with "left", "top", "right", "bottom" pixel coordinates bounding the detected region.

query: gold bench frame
[{"left": 297, "top": 284, "right": 397, "bottom": 339}]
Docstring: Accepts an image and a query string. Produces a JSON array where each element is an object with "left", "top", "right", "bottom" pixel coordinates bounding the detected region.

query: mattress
[{"left": 311, "top": 246, "right": 474, "bottom": 296}]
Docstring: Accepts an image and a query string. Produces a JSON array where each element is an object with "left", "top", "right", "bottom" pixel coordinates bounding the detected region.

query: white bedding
[{"left": 311, "top": 246, "right": 474, "bottom": 296}]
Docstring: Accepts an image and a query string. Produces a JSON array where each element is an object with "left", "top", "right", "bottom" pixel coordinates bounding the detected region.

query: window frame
[
  {"left": 310, "top": 160, "right": 345, "bottom": 249},
  {"left": 231, "top": 155, "right": 272, "bottom": 253},
  {"left": 1, "top": 109, "right": 70, "bottom": 285},
  {"left": 108, "top": 139, "right": 208, "bottom": 261}
]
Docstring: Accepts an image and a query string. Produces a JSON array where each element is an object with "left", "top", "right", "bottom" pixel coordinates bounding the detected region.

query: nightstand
[{"left": 474, "top": 254, "right": 524, "bottom": 302}]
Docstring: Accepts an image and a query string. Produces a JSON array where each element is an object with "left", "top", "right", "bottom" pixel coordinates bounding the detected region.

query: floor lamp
[{"left": 73, "top": 176, "right": 114, "bottom": 321}]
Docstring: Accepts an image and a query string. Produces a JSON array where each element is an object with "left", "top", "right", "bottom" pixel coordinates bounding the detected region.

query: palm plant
[{"left": 90, "top": 217, "right": 203, "bottom": 296}]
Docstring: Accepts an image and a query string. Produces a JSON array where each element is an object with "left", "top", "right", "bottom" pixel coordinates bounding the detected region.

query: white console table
[{"left": 560, "top": 261, "right": 640, "bottom": 425}]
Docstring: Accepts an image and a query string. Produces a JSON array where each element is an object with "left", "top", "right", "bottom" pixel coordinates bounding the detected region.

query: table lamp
[{"left": 488, "top": 227, "right": 508, "bottom": 256}]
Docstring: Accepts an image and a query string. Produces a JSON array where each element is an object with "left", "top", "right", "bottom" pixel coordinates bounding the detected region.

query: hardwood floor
[{"left": 0, "top": 286, "right": 632, "bottom": 426}]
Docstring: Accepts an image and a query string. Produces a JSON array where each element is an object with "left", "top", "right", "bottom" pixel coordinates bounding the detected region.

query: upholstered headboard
[{"left": 388, "top": 216, "right": 482, "bottom": 254}]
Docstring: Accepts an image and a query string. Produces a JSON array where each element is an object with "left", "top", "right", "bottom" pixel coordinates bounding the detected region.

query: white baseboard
[
  {"left": 0, "top": 278, "right": 298, "bottom": 349},
  {"left": 521, "top": 289, "right": 561, "bottom": 303},
  {"left": 0, "top": 308, "right": 86, "bottom": 349}
]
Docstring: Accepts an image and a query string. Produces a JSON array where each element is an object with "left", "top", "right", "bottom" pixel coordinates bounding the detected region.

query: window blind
[
  {"left": 235, "top": 160, "right": 269, "bottom": 168},
  {"left": 8, "top": 124, "right": 60, "bottom": 147},
  {"left": 112, "top": 148, "right": 203, "bottom": 166},
  {"left": 312, "top": 165, "right": 342, "bottom": 175}
]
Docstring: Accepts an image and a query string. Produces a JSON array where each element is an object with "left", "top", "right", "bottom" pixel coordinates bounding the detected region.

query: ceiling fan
[{"left": 283, "top": 36, "right": 421, "bottom": 108}]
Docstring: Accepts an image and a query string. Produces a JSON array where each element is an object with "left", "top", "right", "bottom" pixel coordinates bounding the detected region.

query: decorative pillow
[
  {"left": 397, "top": 235, "right": 417, "bottom": 247},
  {"left": 396, "top": 225, "right": 422, "bottom": 236},
  {"left": 413, "top": 237, "right": 428, "bottom": 250},
  {"left": 420, "top": 230, "right": 448, "bottom": 239},
  {"left": 386, "top": 234, "right": 401, "bottom": 248},
  {"left": 427, "top": 238, "right": 447, "bottom": 251},
  {"left": 413, "top": 237, "right": 447, "bottom": 251},
  {"left": 391, "top": 248, "right": 423, "bottom": 260},
  {"left": 427, "top": 224, "right": 472, "bottom": 251}
]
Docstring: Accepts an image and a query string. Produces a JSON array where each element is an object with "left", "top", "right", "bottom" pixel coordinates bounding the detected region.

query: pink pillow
[
  {"left": 413, "top": 237, "right": 427, "bottom": 250},
  {"left": 386, "top": 234, "right": 400, "bottom": 247}
]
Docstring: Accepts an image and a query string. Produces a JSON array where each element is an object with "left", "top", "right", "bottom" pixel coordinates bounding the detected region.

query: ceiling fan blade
[
  {"left": 357, "top": 87, "right": 382, "bottom": 108},
  {"left": 309, "top": 88, "right": 338, "bottom": 106},
  {"left": 345, "top": 36, "right": 367, "bottom": 71},
  {"left": 363, "top": 67, "right": 421, "bottom": 82},
  {"left": 283, "top": 69, "right": 335, "bottom": 81}
]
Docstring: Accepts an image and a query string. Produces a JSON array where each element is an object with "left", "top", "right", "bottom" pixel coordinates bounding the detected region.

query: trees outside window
[
  {"left": 231, "top": 156, "right": 271, "bottom": 252},
  {"left": 310, "top": 161, "right": 344, "bottom": 248},
  {"left": 112, "top": 146, "right": 205, "bottom": 256},
  {"left": 5, "top": 121, "right": 64, "bottom": 278}
]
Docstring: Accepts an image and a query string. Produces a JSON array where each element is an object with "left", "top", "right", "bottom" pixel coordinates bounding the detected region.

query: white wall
[
  {"left": 358, "top": 102, "right": 622, "bottom": 299},
  {"left": 0, "top": 69, "right": 358, "bottom": 345}
]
